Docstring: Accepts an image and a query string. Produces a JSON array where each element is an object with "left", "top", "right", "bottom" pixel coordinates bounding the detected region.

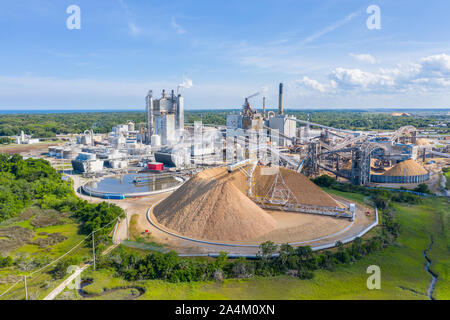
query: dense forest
[
  {"left": 0, "top": 110, "right": 448, "bottom": 138},
  {"left": 0, "top": 154, "right": 124, "bottom": 238}
]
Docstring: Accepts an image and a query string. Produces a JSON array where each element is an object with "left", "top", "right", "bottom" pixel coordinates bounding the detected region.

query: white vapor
[
  {"left": 301, "top": 10, "right": 361, "bottom": 45},
  {"left": 171, "top": 17, "right": 187, "bottom": 35},
  {"left": 350, "top": 53, "right": 378, "bottom": 64},
  {"left": 246, "top": 85, "right": 269, "bottom": 99},
  {"left": 177, "top": 77, "right": 193, "bottom": 93}
]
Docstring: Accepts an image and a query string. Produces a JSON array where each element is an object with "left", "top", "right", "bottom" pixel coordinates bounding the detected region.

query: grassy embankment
[{"left": 71, "top": 192, "right": 449, "bottom": 300}]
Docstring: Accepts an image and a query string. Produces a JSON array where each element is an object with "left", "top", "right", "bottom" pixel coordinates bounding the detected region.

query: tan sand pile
[
  {"left": 252, "top": 166, "right": 341, "bottom": 207},
  {"left": 153, "top": 167, "right": 277, "bottom": 241},
  {"left": 383, "top": 159, "right": 428, "bottom": 176},
  {"left": 416, "top": 138, "right": 431, "bottom": 146}
]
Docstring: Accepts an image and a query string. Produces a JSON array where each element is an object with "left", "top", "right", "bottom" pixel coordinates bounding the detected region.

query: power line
[{"left": 0, "top": 214, "right": 122, "bottom": 300}]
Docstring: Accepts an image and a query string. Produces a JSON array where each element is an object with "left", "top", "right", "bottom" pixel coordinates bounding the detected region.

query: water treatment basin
[{"left": 82, "top": 173, "right": 184, "bottom": 198}]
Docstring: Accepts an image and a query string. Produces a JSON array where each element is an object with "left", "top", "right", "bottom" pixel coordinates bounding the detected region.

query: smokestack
[
  {"left": 262, "top": 96, "right": 266, "bottom": 117},
  {"left": 176, "top": 94, "right": 184, "bottom": 131},
  {"left": 278, "top": 83, "right": 283, "bottom": 115}
]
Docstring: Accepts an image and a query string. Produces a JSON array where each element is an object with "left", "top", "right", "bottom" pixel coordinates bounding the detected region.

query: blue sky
[{"left": 1, "top": 0, "right": 450, "bottom": 110}]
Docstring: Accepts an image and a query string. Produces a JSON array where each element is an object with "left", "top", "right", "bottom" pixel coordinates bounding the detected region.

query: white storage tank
[
  {"left": 151, "top": 134, "right": 161, "bottom": 147},
  {"left": 77, "top": 152, "right": 97, "bottom": 161}
]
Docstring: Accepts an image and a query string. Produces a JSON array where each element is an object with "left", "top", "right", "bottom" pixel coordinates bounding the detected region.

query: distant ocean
[
  {"left": 0, "top": 108, "right": 448, "bottom": 115},
  {"left": 0, "top": 109, "right": 143, "bottom": 114}
]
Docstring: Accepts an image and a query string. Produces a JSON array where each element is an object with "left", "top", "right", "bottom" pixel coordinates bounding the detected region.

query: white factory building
[{"left": 146, "top": 89, "right": 184, "bottom": 147}]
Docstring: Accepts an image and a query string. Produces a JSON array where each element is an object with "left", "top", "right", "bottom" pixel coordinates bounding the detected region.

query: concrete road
[{"left": 43, "top": 264, "right": 91, "bottom": 300}]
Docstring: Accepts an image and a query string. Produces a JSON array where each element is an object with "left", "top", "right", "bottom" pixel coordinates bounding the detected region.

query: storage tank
[
  {"left": 151, "top": 134, "right": 161, "bottom": 147},
  {"left": 54, "top": 147, "right": 64, "bottom": 158},
  {"left": 48, "top": 146, "right": 57, "bottom": 157},
  {"left": 77, "top": 152, "right": 97, "bottom": 161},
  {"left": 63, "top": 149, "right": 76, "bottom": 159}
]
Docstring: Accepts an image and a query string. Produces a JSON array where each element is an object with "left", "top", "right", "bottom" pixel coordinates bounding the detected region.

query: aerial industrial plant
[
  {"left": 3, "top": 0, "right": 450, "bottom": 304},
  {"left": 38, "top": 82, "right": 449, "bottom": 248},
  {"left": 42, "top": 83, "right": 446, "bottom": 200}
]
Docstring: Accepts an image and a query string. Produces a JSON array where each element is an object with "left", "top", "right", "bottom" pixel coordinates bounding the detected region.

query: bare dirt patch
[
  {"left": 0, "top": 226, "right": 35, "bottom": 254},
  {"left": 30, "top": 209, "right": 68, "bottom": 228},
  {"left": 32, "top": 233, "right": 68, "bottom": 248}
]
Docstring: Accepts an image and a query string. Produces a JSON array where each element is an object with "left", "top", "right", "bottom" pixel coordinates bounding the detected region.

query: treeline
[
  {"left": 289, "top": 110, "right": 448, "bottom": 131},
  {"left": 97, "top": 226, "right": 392, "bottom": 283},
  {"left": 0, "top": 154, "right": 124, "bottom": 238},
  {"left": 311, "top": 174, "right": 425, "bottom": 209},
  {"left": 1, "top": 110, "right": 447, "bottom": 138},
  {"left": 97, "top": 204, "right": 399, "bottom": 283},
  {"left": 0, "top": 112, "right": 145, "bottom": 138}
]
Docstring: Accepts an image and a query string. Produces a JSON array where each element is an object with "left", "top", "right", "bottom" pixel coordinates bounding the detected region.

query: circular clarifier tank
[{"left": 82, "top": 173, "right": 184, "bottom": 198}]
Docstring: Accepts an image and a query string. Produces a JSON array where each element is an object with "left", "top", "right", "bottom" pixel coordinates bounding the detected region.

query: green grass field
[
  {"left": 444, "top": 171, "right": 450, "bottom": 190},
  {"left": 71, "top": 194, "right": 449, "bottom": 300}
]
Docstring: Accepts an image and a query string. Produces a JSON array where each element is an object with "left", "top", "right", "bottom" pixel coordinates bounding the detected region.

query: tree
[
  {"left": 414, "top": 183, "right": 430, "bottom": 194},
  {"left": 258, "top": 241, "right": 278, "bottom": 261},
  {"left": 295, "top": 246, "right": 313, "bottom": 260},
  {"left": 278, "top": 243, "right": 294, "bottom": 267}
]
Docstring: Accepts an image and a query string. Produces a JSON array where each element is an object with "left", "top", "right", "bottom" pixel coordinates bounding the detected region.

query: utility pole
[
  {"left": 126, "top": 214, "right": 129, "bottom": 241},
  {"left": 92, "top": 232, "right": 96, "bottom": 271},
  {"left": 24, "top": 276, "right": 28, "bottom": 300}
]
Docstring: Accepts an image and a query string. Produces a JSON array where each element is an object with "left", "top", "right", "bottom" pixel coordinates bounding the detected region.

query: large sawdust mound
[
  {"left": 416, "top": 138, "right": 431, "bottom": 146},
  {"left": 153, "top": 167, "right": 277, "bottom": 241},
  {"left": 383, "top": 159, "right": 428, "bottom": 176},
  {"left": 252, "top": 167, "right": 341, "bottom": 207}
]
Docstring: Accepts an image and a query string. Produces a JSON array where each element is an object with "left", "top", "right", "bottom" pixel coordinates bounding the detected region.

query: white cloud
[
  {"left": 330, "top": 53, "right": 450, "bottom": 93},
  {"left": 330, "top": 68, "right": 394, "bottom": 90},
  {"left": 296, "top": 76, "right": 326, "bottom": 92},
  {"left": 171, "top": 17, "right": 186, "bottom": 35},
  {"left": 420, "top": 53, "right": 450, "bottom": 76},
  {"left": 350, "top": 53, "right": 378, "bottom": 64},
  {"left": 128, "top": 22, "right": 141, "bottom": 36}
]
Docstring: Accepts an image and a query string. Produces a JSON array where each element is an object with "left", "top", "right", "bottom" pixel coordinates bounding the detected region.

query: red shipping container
[{"left": 148, "top": 162, "right": 164, "bottom": 170}]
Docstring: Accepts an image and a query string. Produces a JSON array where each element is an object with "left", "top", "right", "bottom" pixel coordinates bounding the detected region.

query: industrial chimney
[
  {"left": 176, "top": 94, "right": 184, "bottom": 131},
  {"left": 278, "top": 83, "right": 283, "bottom": 115},
  {"left": 262, "top": 96, "right": 266, "bottom": 118}
]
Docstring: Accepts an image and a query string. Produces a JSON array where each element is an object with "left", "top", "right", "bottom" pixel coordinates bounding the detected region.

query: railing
[{"left": 253, "top": 196, "right": 353, "bottom": 220}]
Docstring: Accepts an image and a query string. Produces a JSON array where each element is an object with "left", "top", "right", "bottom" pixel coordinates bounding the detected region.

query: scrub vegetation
[{"left": 0, "top": 154, "right": 125, "bottom": 299}]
